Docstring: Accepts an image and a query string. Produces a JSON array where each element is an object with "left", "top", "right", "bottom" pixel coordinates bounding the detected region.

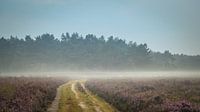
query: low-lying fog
[{"left": 1, "top": 71, "right": 200, "bottom": 79}]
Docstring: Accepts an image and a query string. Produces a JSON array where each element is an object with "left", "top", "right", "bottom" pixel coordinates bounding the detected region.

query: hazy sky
[{"left": 0, "top": 0, "right": 200, "bottom": 55}]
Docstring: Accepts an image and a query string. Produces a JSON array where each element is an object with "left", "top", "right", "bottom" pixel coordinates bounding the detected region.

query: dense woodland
[{"left": 0, "top": 33, "right": 199, "bottom": 72}]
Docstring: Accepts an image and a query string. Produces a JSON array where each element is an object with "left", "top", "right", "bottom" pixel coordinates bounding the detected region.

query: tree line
[{"left": 0, "top": 33, "right": 199, "bottom": 72}]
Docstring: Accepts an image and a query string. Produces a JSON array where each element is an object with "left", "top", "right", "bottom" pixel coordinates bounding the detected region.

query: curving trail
[
  {"left": 47, "top": 85, "right": 62, "bottom": 112},
  {"left": 48, "top": 80, "right": 118, "bottom": 112},
  {"left": 71, "top": 83, "right": 79, "bottom": 99}
]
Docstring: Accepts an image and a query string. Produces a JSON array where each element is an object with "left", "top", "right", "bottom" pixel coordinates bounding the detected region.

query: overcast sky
[{"left": 0, "top": 0, "right": 200, "bottom": 55}]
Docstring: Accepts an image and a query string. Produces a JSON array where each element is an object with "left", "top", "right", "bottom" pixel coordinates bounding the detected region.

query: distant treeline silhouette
[{"left": 0, "top": 33, "right": 199, "bottom": 72}]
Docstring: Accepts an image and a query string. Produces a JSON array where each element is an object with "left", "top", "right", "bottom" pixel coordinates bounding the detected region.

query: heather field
[
  {"left": 0, "top": 77, "right": 67, "bottom": 112},
  {"left": 86, "top": 78, "right": 200, "bottom": 112},
  {"left": 1, "top": 73, "right": 200, "bottom": 112},
  {"left": 1, "top": 0, "right": 200, "bottom": 112}
]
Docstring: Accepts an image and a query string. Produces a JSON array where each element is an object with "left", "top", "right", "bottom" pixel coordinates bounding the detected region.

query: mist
[
  {"left": 1, "top": 0, "right": 200, "bottom": 111},
  {"left": 0, "top": 33, "right": 200, "bottom": 75}
]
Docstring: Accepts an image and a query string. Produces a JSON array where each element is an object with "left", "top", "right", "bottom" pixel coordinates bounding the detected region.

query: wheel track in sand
[{"left": 48, "top": 80, "right": 118, "bottom": 112}]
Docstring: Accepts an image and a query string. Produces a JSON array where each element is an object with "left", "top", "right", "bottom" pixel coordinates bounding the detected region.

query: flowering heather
[
  {"left": 86, "top": 78, "right": 200, "bottom": 112},
  {"left": 0, "top": 77, "right": 66, "bottom": 112}
]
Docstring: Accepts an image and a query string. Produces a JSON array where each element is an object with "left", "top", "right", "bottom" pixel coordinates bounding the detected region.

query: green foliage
[{"left": 0, "top": 32, "right": 199, "bottom": 72}]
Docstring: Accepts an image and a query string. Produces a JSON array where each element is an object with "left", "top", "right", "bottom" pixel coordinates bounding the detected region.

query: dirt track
[
  {"left": 47, "top": 85, "right": 62, "bottom": 112},
  {"left": 48, "top": 80, "right": 118, "bottom": 112}
]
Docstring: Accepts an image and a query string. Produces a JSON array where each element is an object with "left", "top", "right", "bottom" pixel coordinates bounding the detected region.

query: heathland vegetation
[
  {"left": 0, "top": 77, "right": 67, "bottom": 112},
  {"left": 86, "top": 78, "right": 200, "bottom": 112}
]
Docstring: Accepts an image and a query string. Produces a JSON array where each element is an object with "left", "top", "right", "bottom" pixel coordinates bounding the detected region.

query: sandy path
[
  {"left": 50, "top": 80, "right": 117, "bottom": 112},
  {"left": 71, "top": 81, "right": 88, "bottom": 110},
  {"left": 47, "top": 85, "right": 62, "bottom": 112},
  {"left": 71, "top": 82, "right": 79, "bottom": 99},
  {"left": 80, "top": 82, "right": 103, "bottom": 112}
]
